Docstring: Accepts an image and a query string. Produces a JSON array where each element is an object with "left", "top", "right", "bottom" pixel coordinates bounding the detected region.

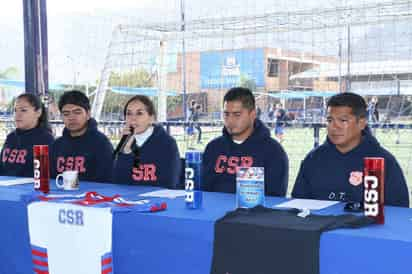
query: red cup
[
  {"left": 33, "top": 145, "right": 50, "bottom": 194},
  {"left": 363, "top": 157, "right": 385, "bottom": 224}
]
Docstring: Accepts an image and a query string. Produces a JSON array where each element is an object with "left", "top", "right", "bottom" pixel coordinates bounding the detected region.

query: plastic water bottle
[{"left": 185, "top": 150, "right": 202, "bottom": 209}]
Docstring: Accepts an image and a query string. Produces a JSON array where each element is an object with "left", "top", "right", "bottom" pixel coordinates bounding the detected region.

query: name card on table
[{"left": 236, "top": 167, "right": 265, "bottom": 208}]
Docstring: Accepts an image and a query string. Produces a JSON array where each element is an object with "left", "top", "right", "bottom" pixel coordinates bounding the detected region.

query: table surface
[{"left": 0, "top": 176, "right": 411, "bottom": 274}]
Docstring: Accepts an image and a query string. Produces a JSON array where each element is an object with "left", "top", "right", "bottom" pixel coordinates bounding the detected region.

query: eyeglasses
[{"left": 131, "top": 141, "right": 140, "bottom": 168}]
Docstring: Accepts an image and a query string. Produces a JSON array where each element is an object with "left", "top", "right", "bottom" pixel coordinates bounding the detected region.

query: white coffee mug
[{"left": 55, "top": 170, "right": 79, "bottom": 190}]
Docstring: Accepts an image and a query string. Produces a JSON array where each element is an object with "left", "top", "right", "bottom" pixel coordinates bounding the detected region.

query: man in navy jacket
[
  {"left": 51, "top": 90, "right": 113, "bottom": 182},
  {"left": 292, "top": 92, "right": 409, "bottom": 207},
  {"left": 202, "top": 87, "right": 289, "bottom": 196}
]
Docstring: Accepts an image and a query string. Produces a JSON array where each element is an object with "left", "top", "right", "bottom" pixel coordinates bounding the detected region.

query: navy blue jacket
[
  {"left": 112, "top": 125, "right": 181, "bottom": 188},
  {"left": 0, "top": 127, "right": 54, "bottom": 177},
  {"left": 292, "top": 129, "right": 409, "bottom": 207},
  {"left": 202, "top": 119, "right": 288, "bottom": 196},
  {"left": 51, "top": 118, "right": 113, "bottom": 182}
]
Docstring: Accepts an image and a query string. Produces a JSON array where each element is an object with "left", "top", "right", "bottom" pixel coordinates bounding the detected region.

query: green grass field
[{"left": 175, "top": 126, "right": 412, "bottom": 205}]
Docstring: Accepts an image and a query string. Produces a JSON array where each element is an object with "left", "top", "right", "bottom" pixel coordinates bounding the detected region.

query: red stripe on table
[
  {"left": 34, "top": 268, "right": 49, "bottom": 274},
  {"left": 102, "top": 266, "right": 113, "bottom": 274},
  {"left": 101, "top": 257, "right": 112, "bottom": 265},
  {"left": 33, "top": 259, "right": 48, "bottom": 267},
  {"left": 32, "top": 249, "right": 47, "bottom": 258}
]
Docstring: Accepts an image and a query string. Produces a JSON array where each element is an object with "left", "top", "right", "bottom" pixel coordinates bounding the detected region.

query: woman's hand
[{"left": 121, "top": 125, "right": 135, "bottom": 154}]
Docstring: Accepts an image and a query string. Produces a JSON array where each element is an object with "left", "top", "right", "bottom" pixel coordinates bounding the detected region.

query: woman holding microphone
[{"left": 112, "top": 95, "right": 181, "bottom": 188}]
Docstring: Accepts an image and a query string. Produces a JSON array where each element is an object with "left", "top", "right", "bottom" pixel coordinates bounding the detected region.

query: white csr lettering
[
  {"left": 364, "top": 189, "right": 378, "bottom": 203},
  {"left": 364, "top": 175, "right": 378, "bottom": 189},
  {"left": 185, "top": 180, "right": 194, "bottom": 191},
  {"left": 364, "top": 203, "right": 379, "bottom": 217},
  {"left": 185, "top": 167, "right": 194, "bottom": 179},
  {"left": 33, "top": 159, "right": 41, "bottom": 188},
  {"left": 364, "top": 175, "right": 379, "bottom": 217},
  {"left": 185, "top": 167, "right": 195, "bottom": 202},
  {"left": 185, "top": 192, "right": 194, "bottom": 202}
]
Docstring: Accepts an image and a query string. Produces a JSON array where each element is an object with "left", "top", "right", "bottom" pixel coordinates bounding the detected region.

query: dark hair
[
  {"left": 223, "top": 87, "right": 255, "bottom": 110},
  {"left": 123, "top": 95, "right": 156, "bottom": 119},
  {"left": 58, "top": 90, "right": 90, "bottom": 112},
  {"left": 16, "top": 93, "right": 50, "bottom": 130},
  {"left": 327, "top": 92, "right": 367, "bottom": 119}
]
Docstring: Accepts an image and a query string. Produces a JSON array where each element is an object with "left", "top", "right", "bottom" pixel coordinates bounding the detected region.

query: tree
[
  {"left": 0, "top": 66, "right": 19, "bottom": 79},
  {"left": 95, "top": 69, "right": 155, "bottom": 119},
  {"left": 1, "top": 66, "right": 20, "bottom": 111},
  {"left": 239, "top": 74, "right": 257, "bottom": 92}
]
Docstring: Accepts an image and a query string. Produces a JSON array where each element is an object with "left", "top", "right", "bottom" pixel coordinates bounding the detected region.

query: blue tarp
[
  {"left": 255, "top": 90, "right": 337, "bottom": 99},
  {"left": 0, "top": 79, "right": 64, "bottom": 90},
  {"left": 110, "top": 86, "right": 178, "bottom": 96}
]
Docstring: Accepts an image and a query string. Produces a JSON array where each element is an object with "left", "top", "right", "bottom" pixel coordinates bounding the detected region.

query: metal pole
[
  {"left": 92, "top": 27, "right": 117, "bottom": 121},
  {"left": 346, "top": 24, "right": 351, "bottom": 93},
  {"left": 23, "top": 0, "right": 48, "bottom": 104},
  {"left": 39, "top": 0, "right": 48, "bottom": 101},
  {"left": 180, "top": 0, "right": 188, "bottom": 121},
  {"left": 313, "top": 125, "right": 320, "bottom": 148},
  {"left": 338, "top": 39, "right": 342, "bottom": 93},
  {"left": 23, "top": 0, "right": 37, "bottom": 94},
  {"left": 36, "top": 0, "right": 45, "bottom": 98},
  {"left": 158, "top": 40, "right": 168, "bottom": 122}
]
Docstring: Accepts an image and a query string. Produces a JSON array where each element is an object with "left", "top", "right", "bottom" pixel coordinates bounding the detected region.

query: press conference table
[{"left": 0, "top": 177, "right": 411, "bottom": 274}]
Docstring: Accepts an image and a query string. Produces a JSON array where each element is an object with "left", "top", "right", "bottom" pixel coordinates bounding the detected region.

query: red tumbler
[
  {"left": 33, "top": 145, "right": 50, "bottom": 193},
  {"left": 363, "top": 157, "right": 385, "bottom": 224}
]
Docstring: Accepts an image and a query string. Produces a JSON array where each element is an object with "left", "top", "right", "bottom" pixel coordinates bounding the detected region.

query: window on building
[{"left": 267, "top": 59, "right": 279, "bottom": 77}]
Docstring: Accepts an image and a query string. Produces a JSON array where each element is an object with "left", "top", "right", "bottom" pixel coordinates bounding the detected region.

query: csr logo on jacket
[
  {"left": 214, "top": 155, "right": 253, "bottom": 174},
  {"left": 56, "top": 156, "right": 86, "bottom": 173},
  {"left": 2, "top": 148, "right": 27, "bottom": 164}
]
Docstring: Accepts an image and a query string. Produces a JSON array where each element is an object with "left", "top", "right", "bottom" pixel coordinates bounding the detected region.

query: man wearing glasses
[{"left": 50, "top": 90, "right": 113, "bottom": 182}]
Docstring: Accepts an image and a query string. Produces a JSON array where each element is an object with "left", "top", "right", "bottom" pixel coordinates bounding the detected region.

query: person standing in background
[
  {"left": 367, "top": 96, "right": 379, "bottom": 123},
  {"left": 275, "top": 103, "right": 286, "bottom": 143},
  {"left": 188, "top": 100, "right": 202, "bottom": 144}
]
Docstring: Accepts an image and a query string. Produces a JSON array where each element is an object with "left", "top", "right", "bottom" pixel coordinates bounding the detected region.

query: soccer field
[{"left": 175, "top": 126, "right": 412, "bottom": 205}]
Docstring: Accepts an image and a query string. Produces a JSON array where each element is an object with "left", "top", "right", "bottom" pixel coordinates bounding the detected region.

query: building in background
[{"left": 166, "top": 47, "right": 336, "bottom": 119}]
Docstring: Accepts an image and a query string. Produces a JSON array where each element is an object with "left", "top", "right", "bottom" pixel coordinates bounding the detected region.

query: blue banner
[{"left": 200, "top": 49, "right": 264, "bottom": 89}]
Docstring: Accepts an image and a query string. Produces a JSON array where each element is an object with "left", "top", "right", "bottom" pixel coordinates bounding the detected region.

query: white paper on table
[
  {"left": 139, "top": 189, "right": 186, "bottom": 199},
  {"left": 274, "top": 198, "right": 340, "bottom": 210},
  {"left": 0, "top": 177, "right": 34, "bottom": 186}
]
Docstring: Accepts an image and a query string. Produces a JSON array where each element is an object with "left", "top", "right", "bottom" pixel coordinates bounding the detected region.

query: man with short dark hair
[
  {"left": 292, "top": 92, "right": 409, "bottom": 207},
  {"left": 202, "top": 87, "right": 288, "bottom": 196},
  {"left": 51, "top": 90, "right": 113, "bottom": 182}
]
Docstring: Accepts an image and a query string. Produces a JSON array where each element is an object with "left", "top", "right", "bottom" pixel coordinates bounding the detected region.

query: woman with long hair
[
  {"left": 0, "top": 93, "right": 54, "bottom": 177},
  {"left": 112, "top": 95, "right": 181, "bottom": 188}
]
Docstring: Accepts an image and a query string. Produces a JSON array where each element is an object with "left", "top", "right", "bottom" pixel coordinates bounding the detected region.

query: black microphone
[{"left": 113, "top": 126, "right": 134, "bottom": 159}]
